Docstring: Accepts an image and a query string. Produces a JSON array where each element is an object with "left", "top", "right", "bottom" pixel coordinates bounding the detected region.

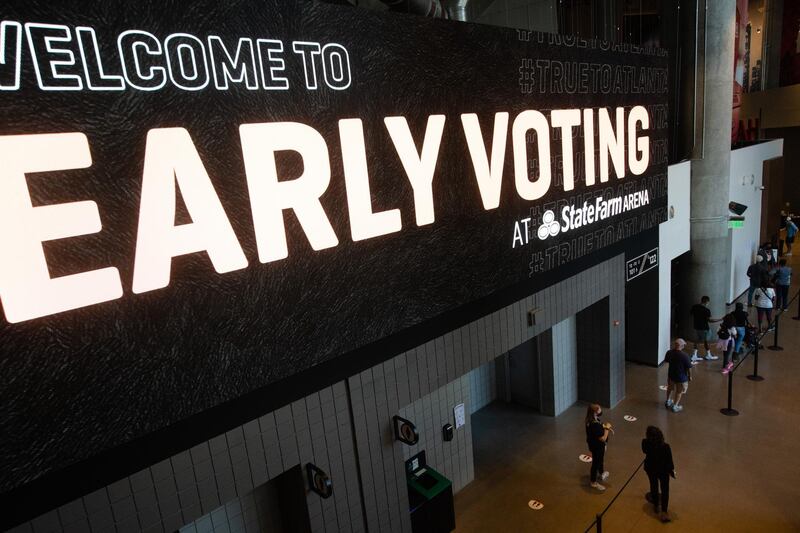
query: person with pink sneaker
[{"left": 717, "top": 314, "right": 738, "bottom": 374}]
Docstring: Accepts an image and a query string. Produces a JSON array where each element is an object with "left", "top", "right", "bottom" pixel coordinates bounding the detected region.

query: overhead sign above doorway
[{"left": 626, "top": 247, "right": 659, "bottom": 281}]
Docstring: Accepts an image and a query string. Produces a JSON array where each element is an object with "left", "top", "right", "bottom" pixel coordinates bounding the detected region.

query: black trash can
[{"left": 406, "top": 451, "right": 455, "bottom": 533}]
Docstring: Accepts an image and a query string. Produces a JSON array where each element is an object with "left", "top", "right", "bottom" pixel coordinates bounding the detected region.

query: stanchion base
[
  {"left": 767, "top": 346, "right": 784, "bottom": 351},
  {"left": 746, "top": 374, "right": 765, "bottom": 381},
  {"left": 720, "top": 408, "right": 740, "bottom": 416}
]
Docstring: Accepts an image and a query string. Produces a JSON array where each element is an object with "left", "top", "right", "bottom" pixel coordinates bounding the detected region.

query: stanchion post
[
  {"left": 747, "top": 340, "right": 765, "bottom": 381},
  {"left": 768, "top": 313, "right": 784, "bottom": 351},
  {"left": 720, "top": 367, "right": 739, "bottom": 416},
  {"left": 596, "top": 514, "right": 602, "bottom": 533}
]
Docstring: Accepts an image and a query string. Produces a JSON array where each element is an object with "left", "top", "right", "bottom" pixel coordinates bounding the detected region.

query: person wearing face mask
[{"left": 585, "top": 403, "right": 613, "bottom": 491}]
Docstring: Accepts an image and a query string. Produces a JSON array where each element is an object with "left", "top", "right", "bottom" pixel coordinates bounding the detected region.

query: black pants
[
  {"left": 589, "top": 444, "right": 605, "bottom": 482},
  {"left": 647, "top": 472, "right": 670, "bottom": 512},
  {"left": 777, "top": 285, "right": 790, "bottom": 310}
]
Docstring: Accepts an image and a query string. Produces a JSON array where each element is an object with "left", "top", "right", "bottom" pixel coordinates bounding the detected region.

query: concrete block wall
[
  {"left": 9, "top": 384, "right": 363, "bottom": 533},
  {"left": 13, "top": 254, "right": 627, "bottom": 533},
  {"left": 398, "top": 375, "right": 474, "bottom": 493},
  {"left": 178, "top": 480, "right": 283, "bottom": 533},
  {"left": 467, "top": 361, "right": 497, "bottom": 414},
  {"left": 551, "top": 316, "right": 578, "bottom": 416}
]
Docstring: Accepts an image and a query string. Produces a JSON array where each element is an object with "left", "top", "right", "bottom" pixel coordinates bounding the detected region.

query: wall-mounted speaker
[
  {"left": 729, "top": 201, "right": 748, "bottom": 215},
  {"left": 306, "top": 463, "right": 333, "bottom": 499},
  {"left": 393, "top": 415, "right": 419, "bottom": 445}
]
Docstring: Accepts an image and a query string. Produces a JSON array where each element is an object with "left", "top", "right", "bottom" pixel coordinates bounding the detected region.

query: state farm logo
[{"left": 537, "top": 210, "right": 560, "bottom": 240}]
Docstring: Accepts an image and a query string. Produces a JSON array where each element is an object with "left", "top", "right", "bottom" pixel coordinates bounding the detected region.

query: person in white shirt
[{"left": 753, "top": 282, "right": 776, "bottom": 332}]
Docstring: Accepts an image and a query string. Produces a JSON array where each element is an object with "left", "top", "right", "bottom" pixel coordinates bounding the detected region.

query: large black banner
[{"left": 0, "top": 0, "right": 668, "bottom": 507}]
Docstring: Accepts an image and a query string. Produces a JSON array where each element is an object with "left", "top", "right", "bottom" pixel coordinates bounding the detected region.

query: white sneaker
[
  {"left": 704, "top": 353, "right": 719, "bottom": 360},
  {"left": 690, "top": 351, "right": 702, "bottom": 362},
  {"left": 600, "top": 471, "right": 609, "bottom": 482},
  {"left": 590, "top": 481, "right": 606, "bottom": 491}
]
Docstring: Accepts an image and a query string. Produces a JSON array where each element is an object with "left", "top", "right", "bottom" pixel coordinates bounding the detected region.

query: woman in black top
[
  {"left": 642, "top": 426, "right": 675, "bottom": 522},
  {"left": 585, "top": 403, "right": 613, "bottom": 491}
]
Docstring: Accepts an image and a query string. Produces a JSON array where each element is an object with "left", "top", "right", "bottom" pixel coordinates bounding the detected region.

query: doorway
[
  {"left": 507, "top": 337, "right": 542, "bottom": 411},
  {"left": 178, "top": 464, "right": 311, "bottom": 533}
]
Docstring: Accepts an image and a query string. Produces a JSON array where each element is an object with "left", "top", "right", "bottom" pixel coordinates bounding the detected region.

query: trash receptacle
[{"left": 406, "top": 451, "right": 455, "bottom": 533}]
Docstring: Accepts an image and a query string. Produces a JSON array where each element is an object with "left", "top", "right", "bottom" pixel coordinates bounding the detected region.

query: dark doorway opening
[{"left": 507, "top": 336, "right": 543, "bottom": 412}]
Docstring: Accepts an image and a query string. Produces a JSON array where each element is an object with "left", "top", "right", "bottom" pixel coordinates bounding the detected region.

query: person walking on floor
[
  {"left": 585, "top": 403, "right": 613, "bottom": 491},
  {"left": 642, "top": 426, "right": 676, "bottom": 523},
  {"left": 717, "top": 314, "right": 738, "bottom": 374},
  {"left": 773, "top": 259, "right": 792, "bottom": 310},
  {"left": 664, "top": 339, "right": 691, "bottom": 413},
  {"left": 732, "top": 302, "right": 750, "bottom": 355},
  {"left": 754, "top": 281, "right": 776, "bottom": 332},
  {"left": 747, "top": 255, "right": 769, "bottom": 306},
  {"left": 689, "top": 296, "right": 720, "bottom": 362},
  {"left": 786, "top": 217, "right": 798, "bottom": 256}
]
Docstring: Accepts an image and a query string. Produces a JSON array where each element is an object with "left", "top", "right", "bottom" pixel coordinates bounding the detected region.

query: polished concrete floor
[{"left": 454, "top": 268, "right": 800, "bottom": 531}]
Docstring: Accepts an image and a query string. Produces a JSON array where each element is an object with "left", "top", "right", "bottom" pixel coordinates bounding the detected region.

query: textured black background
[{"left": 0, "top": 0, "right": 667, "bottom": 501}]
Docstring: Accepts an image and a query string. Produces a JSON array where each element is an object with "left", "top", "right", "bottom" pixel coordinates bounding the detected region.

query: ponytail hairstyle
[{"left": 585, "top": 403, "right": 601, "bottom": 425}]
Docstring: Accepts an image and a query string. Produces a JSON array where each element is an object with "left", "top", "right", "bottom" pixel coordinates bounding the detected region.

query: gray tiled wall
[
  {"left": 552, "top": 315, "right": 578, "bottom": 416},
  {"left": 467, "top": 361, "right": 497, "bottom": 414},
  {"left": 398, "top": 375, "right": 474, "bottom": 493},
  {"left": 13, "top": 254, "right": 626, "bottom": 533}
]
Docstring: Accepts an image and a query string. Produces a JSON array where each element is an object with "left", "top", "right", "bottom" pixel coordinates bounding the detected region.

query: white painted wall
[
  {"left": 656, "top": 141, "right": 784, "bottom": 364},
  {"left": 728, "top": 140, "right": 784, "bottom": 301},
  {"left": 657, "top": 161, "right": 691, "bottom": 363}
]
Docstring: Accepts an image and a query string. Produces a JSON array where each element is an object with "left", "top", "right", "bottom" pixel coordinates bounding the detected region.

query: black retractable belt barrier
[{"left": 584, "top": 461, "right": 644, "bottom": 532}]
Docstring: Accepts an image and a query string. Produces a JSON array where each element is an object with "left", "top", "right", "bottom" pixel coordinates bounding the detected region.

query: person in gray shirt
[{"left": 774, "top": 259, "right": 792, "bottom": 310}]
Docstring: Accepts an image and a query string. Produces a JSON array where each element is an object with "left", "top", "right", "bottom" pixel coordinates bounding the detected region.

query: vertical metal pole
[
  {"left": 596, "top": 514, "right": 602, "bottom": 533},
  {"left": 748, "top": 340, "right": 764, "bottom": 381},
  {"left": 768, "top": 313, "right": 783, "bottom": 351},
  {"left": 794, "top": 291, "right": 800, "bottom": 320},
  {"left": 720, "top": 365, "right": 739, "bottom": 416}
]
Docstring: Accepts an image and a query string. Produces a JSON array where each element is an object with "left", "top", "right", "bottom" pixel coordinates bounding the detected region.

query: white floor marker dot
[
  {"left": 579, "top": 454, "right": 593, "bottom": 463},
  {"left": 659, "top": 385, "right": 668, "bottom": 391},
  {"left": 624, "top": 415, "right": 637, "bottom": 422},
  {"left": 528, "top": 500, "right": 544, "bottom": 510}
]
